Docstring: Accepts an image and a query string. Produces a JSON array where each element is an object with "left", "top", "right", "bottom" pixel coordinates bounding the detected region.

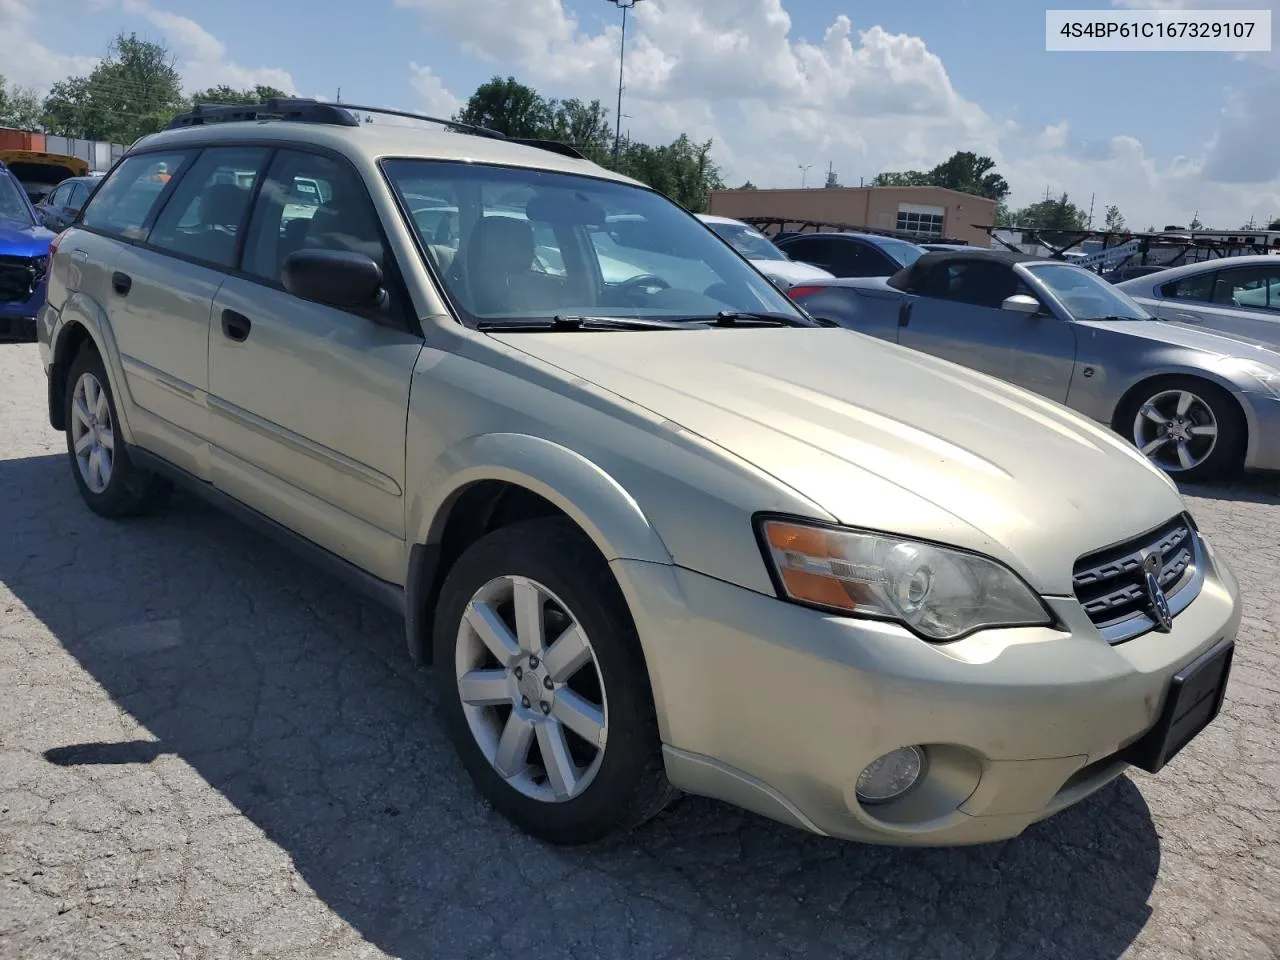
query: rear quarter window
[
  {"left": 1160, "top": 271, "right": 1216, "bottom": 303},
  {"left": 80, "top": 152, "right": 192, "bottom": 240}
]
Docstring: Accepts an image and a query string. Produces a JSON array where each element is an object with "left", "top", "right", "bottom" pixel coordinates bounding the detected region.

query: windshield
[
  {"left": 704, "top": 220, "right": 788, "bottom": 261},
  {"left": 1026, "top": 263, "right": 1150, "bottom": 321},
  {"left": 382, "top": 159, "right": 804, "bottom": 326},
  {"left": 874, "top": 237, "right": 927, "bottom": 268},
  {"left": 0, "top": 175, "right": 34, "bottom": 226}
]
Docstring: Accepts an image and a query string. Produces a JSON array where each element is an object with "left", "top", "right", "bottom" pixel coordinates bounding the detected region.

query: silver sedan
[
  {"left": 1117, "top": 254, "right": 1280, "bottom": 347},
  {"left": 790, "top": 249, "right": 1280, "bottom": 481}
]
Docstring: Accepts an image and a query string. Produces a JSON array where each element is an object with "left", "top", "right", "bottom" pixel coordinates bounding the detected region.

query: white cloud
[
  {"left": 120, "top": 0, "right": 295, "bottom": 95},
  {"left": 393, "top": 0, "right": 1280, "bottom": 231},
  {"left": 409, "top": 63, "right": 462, "bottom": 119},
  {"left": 0, "top": 0, "right": 99, "bottom": 92}
]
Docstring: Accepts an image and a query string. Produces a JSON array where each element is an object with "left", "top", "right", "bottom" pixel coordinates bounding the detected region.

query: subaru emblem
[{"left": 1142, "top": 552, "right": 1173, "bottom": 632}]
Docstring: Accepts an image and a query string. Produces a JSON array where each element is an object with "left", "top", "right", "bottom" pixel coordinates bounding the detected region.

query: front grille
[
  {"left": 1072, "top": 514, "right": 1203, "bottom": 644},
  {"left": 0, "top": 255, "right": 37, "bottom": 304}
]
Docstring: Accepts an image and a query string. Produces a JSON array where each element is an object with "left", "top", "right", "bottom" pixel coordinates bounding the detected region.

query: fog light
[{"left": 856, "top": 746, "right": 926, "bottom": 804}]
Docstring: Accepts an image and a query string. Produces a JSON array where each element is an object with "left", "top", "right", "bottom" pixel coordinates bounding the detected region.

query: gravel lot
[{"left": 1, "top": 340, "right": 1278, "bottom": 960}]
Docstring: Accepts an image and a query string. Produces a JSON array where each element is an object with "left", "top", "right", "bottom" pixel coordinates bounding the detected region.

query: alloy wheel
[
  {"left": 70, "top": 372, "right": 115, "bottom": 494},
  {"left": 454, "top": 575, "right": 608, "bottom": 803},
  {"left": 1132, "top": 389, "right": 1219, "bottom": 473}
]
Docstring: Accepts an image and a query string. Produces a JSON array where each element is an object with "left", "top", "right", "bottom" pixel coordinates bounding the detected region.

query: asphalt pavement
[{"left": 1, "top": 341, "right": 1277, "bottom": 960}]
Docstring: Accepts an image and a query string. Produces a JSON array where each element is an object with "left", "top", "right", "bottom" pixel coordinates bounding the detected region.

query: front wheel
[
  {"left": 433, "top": 517, "right": 675, "bottom": 845},
  {"left": 1118, "top": 376, "right": 1246, "bottom": 483}
]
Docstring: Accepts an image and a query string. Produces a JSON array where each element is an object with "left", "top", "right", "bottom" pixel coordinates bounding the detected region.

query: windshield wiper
[
  {"left": 701, "top": 311, "right": 816, "bottom": 328},
  {"left": 477, "top": 315, "right": 692, "bottom": 333}
]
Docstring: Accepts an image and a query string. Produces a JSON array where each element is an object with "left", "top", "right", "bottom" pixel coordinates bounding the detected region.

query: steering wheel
[{"left": 616, "top": 274, "right": 671, "bottom": 299}]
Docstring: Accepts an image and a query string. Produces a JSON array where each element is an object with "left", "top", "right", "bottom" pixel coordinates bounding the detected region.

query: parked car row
[
  {"left": 33, "top": 98, "right": 1245, "bottom": 854},
  {"left": 787, "top": 249, "right": 1280, "bottom": 482}
]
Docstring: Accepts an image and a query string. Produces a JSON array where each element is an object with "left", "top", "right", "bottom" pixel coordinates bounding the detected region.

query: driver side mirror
[
  {"left": 1002, "top": 294, "right": 1043, "bottom": 315},
  {"left": 282, "top": 249, "right": 395, "bottom": 322}
]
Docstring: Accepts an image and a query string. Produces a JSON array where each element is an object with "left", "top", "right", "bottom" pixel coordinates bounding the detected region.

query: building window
[{"left": 896, "top": 210, "right": 945, "bottom": 239}]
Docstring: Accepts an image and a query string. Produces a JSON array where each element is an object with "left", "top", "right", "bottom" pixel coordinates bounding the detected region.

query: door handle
[
  {"left": 1172, "top": 312, "right": 1202, "bottom": 322},
  {"left": 220, "top": 309, "right": 252, "bottom": 342},
  {"left": 898, "top": 301, "right": 913, "bottom": 327},
  {"left": 111, "top": 271, "right": 132, "bottom": 295}
]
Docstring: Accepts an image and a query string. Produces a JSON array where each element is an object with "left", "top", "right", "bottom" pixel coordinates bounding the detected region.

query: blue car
[{"left": 0, "top": 161, "right": 56, "bottom": 341}]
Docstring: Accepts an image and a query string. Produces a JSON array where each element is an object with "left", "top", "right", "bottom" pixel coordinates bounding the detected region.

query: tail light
[{"left": 787, "top": 284, "right": 829, "bottom": 300}]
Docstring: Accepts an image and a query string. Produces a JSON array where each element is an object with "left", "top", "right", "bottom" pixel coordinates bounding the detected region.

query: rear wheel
[
  {"left": 64, "top": 346, "right": 171, "bottom": 517},
  {"left": 433, "top": 517, "right": 675, "bottom": 844},
  {"left": 1118, "top": 376, "right": 1246, "bottom": 483}
]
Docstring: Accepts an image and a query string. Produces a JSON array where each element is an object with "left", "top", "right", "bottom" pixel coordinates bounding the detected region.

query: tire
[
  {"left": 433, "top": 517, "right": 675, "bottom": 845},
  {"left": 64, "top": 345, "right": 171, "bottom": 518},
  {"left": 1116, "top": 375, "right": 1246, "bottom": 483}
]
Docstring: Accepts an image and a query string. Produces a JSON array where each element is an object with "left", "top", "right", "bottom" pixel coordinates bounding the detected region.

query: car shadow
[
  {"left": 1, "top": 452, "right": 1162, "bottom": 960},
  {"left": 1179, "top": 471, "right": 1280, "bottom": 506}
]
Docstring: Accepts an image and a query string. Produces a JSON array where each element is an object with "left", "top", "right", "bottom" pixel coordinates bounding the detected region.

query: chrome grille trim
[{"left": 1071, "top": 515, "right": 1205, "bottom": 645}]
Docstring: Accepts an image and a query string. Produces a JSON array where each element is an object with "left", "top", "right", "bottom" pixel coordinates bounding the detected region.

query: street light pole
[
  {"left": 605, "top": 0, "right": 645, "bottom": 163},
  {"left": 799, "top": 163, "right": 813, "bottom": 189}
]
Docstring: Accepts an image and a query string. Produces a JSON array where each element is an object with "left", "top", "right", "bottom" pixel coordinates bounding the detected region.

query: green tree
[
  {"left": 544, "top": 97, "right": 613, "bottom": 165},
  {"left": 926, "top": 151, "right": 1010, "bottom": 201},
  {"left": 188, "top": 84, "right": 291, "bottom": 107},
  {"left": 1007, "top": 193, "right": 1088, "bottom": 246},
  {"left": 995, "top": 201, "right": 1015, "bottom": 227},
  {"left": 454, "top": 76, "right": 553, "bottom": 138},
  {"left": 1103, "top": 204, "right": 1125, "bottom": 232},
  {"left": 615, "top": 133, "right": 724, "bottom": 212},
  {"left": 870, "top": 170, "right": 932, "bottom": 187},
  {"left": 872, "top": 151, "right": 1010, "bottom": 202},
  {"left": 0, "top": 76, "right": 44, "bottom": 130},
  {"left": 40, "top": 32, "right": 187, "bottom": 141},
  {"left": 735, "top": 181, "right": 758, "bottom": 190}
]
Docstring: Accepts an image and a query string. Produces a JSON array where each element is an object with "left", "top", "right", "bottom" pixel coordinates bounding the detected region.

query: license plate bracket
[{"left": 1121, "top": 636, "right": 1234, "bottom": 775}]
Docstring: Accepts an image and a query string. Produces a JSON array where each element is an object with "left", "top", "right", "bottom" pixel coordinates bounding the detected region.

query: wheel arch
[
  {"left": 405, "top": 434, "right": 673, "bottom": 667},
  {"left": 1109, "top": 369, "right": 1250, "bottom": 436},
  {"left": 47, "top": 294, "right": 133, "bottom": 443}
]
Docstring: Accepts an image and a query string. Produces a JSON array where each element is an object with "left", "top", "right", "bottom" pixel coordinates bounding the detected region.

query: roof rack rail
[
  {"left": 331, "top": 103, "right": 507, "bottom": 140},
  {"left": 162, "top": 97, "right": 590, "bottom": 161},
  {"left": 167, "top": 98, "right": 362, "bottom": 130}
]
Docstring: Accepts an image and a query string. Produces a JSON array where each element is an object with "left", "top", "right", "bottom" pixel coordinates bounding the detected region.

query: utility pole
[
  {"left": 1087, "top": 192, "right": 1095, "bottom": 229},
  {"left": 799, "top": 163, "right": 813, "bottom": 188},
  {"left": 336, "top": 87, "right": 341, "bottom": 103},
  {"left": 605, "top": 0, "right": 646, "bottom": 163}
]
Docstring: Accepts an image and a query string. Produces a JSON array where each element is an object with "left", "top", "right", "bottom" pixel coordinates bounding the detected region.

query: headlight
[
  {"left": 759, "top": 518, "right": 1052, "bottom": 641},
  {"left": 1233, "top": 360, "right": 1280, "bottom": 398}
]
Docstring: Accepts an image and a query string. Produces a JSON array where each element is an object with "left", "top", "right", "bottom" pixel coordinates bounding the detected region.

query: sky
[{"left": 3, "top": 0, "right": 1278, "bottom": 230}]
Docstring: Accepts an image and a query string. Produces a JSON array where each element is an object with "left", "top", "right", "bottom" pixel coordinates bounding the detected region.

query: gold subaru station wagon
[{"left": 36, "top": 99, "right": 1240, "bottom": 847}]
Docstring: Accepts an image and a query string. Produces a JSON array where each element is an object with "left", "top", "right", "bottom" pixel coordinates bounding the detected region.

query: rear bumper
[{"left": 613, "top": 535, "right": 1241, "bottom": 846}]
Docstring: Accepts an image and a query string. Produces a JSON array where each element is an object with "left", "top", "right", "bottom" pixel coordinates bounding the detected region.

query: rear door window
[
  {"left": 147, "top": 147, "right": 270, "bottom": 268},
  {"left": 81, "top": 152, "right": 193, "bottom": 241}
]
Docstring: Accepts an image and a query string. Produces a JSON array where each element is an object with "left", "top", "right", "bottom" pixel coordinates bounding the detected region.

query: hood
[
  {"left": 1077, "top": 317, "right": 1280, "bottom": 364},
  {"left": 491, "top": 327, "right": 1186, "bottom": 594},
  {"left": 0, "top": 219, "right": 55, "bottom": 257},
  {"left": 750, "top": 259, "right": 835, "bottom": 284}
]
